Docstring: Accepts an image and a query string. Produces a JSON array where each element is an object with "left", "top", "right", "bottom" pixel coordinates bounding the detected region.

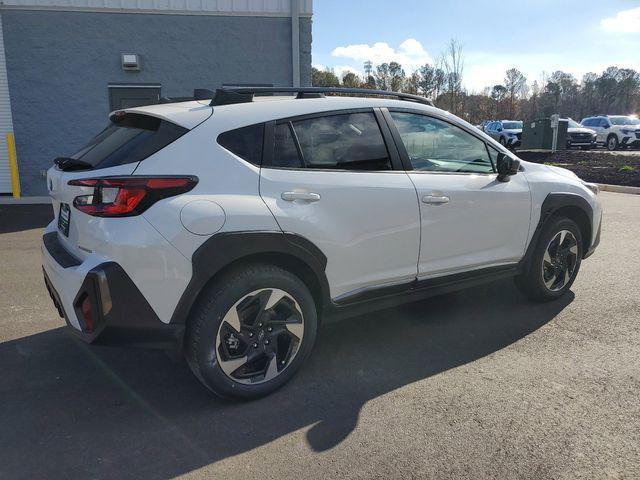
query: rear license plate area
[{"left": 58, "top": 203, "right": 70, "bottom": 237}]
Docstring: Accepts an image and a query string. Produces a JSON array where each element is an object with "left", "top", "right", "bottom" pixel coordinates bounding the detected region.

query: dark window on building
[
  {"left": 70, "top": 113, "right": 188, "bottom": 170},
  {"left": 218, "top": 124, "right": 264, "bottom": 165}
]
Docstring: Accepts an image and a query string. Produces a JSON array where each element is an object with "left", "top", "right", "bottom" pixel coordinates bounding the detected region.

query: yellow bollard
[{"left": 6, "top": 132, "right": 20, "bottom": 199}]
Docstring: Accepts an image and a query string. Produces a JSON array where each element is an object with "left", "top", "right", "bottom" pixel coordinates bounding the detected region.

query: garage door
[{"left": 0, "top": 13, "right": 15, "bottom": 194}]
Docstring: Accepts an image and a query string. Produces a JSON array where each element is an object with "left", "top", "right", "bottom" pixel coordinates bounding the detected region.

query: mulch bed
[{"left": 516, "top": 149, "right": 640, "bottom": 187}]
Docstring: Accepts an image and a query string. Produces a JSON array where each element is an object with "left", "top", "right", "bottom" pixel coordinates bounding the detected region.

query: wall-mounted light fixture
[{"left": 121, "top": 54, "right": 140, "bottom": 71}]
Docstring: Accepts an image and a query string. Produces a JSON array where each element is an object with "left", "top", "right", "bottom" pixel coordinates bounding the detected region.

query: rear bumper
[{"left": 42, "top": 230, "right": 184, "bottom": 350}]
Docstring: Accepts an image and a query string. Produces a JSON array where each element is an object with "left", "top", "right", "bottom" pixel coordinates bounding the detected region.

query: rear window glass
[
  {"left": 70, "top": 113, "right": 188, "bottom": 169},
  {"left": 218, "top": 124, "right": 264, "bottom": 165}
]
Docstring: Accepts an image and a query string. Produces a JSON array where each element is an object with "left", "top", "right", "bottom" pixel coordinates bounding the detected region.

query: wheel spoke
[
  {"left": 543, "top": 250, "right": 552, "bottom": 267},
  {"left": 220, "top": 355, "right": 248, "bottom": 376},
  {"left": 223, "top": 305, "right": 241, "bottom": 332},
  {"left": 563, "top": 265, "right": 571, "bottom": 286},
  {"left": 569, "top": 244, "right": 578, "bottom": 255},
  {"left": 264, "top": 355, "right": 279, "bottom": 382},
  {"left": 264, "top": 289, "right": 287, "bottom": 310},
  {"left": 285, "top": 321, "right": 304, "bottom": 339},
  {"left": 558, "top": 230, "right": 567, "bottom": 247}
]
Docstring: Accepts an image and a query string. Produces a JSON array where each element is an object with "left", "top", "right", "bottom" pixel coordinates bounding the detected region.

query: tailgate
[{"left": 48, "top": 163, "right": 138, "bottom": 260}]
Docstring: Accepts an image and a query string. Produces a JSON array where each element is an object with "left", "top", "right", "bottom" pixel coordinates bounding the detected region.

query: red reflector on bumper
[{"left": 80, "top": 294, "right": 94, "bottom": 332}]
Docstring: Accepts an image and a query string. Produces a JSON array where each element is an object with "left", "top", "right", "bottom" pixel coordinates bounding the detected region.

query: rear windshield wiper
[{"left": 54, "top": 157, "right": 93, "bottom": 172}]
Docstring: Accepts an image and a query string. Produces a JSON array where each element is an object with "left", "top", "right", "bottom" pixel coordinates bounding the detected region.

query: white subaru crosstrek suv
[
  {"left": 580, "top": 115, "right": 640, "bottom": 150},
  {"left": 43, "top": 87, "right": 602, "bottom": 399}
]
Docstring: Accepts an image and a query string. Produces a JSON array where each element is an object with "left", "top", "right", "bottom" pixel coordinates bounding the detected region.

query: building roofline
[{"left": 0, "top": 0, "right": 312, "bottom": 17}]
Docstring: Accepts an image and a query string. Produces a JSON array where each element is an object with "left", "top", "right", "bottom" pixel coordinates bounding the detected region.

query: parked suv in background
[
  {"left": 42, "top": 87, "right": 602, "bottom": 399},
  {"left": 484, "top": 120, "right": 523, "bottom": 148},
  {"left": 580, "top": 115, "right": 640, "bottom": 150},
  {"left": 565, "top": 118, "right": 597, "bottom": 150}
]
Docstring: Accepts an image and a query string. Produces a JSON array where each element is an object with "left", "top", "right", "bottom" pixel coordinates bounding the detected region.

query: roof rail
[{"left": 210, "top": 86, "right": 435, "bottom": 107}]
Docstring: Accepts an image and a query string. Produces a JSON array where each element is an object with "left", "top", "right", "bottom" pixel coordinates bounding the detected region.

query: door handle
[
  {"left": 422, "top": 194, "right": 449, "bottom": 205},
  {"left": 281, "top": 191, "right": 321, "bottom": 202}
]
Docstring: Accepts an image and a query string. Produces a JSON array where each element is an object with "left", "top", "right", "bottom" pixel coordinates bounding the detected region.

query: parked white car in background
[
  {"left": 484, "top": 120, "right": 523, "bottom": 149},
  {"left": 42, "top": 87, "right": 602, "bottom": 399},
  {"left": 580, "top": 115, "right": 640, "bottom": 150},
  {"left": 565, "top": 118, "right": 597, "bottom": 150}
]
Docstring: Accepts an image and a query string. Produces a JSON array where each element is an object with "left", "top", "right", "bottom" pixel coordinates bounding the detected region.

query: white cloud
[
  {"left": 463, "top": 51, "right": 640, "bottom": 93},
  {"left": 330, "top": 38, "right": 433, "bottom": 72},
  {"left": 601, "top": 7, "right": 640, "bottom": 34},
  {"left": 333, "top": 65, "right": 362, "bottom": 78}
]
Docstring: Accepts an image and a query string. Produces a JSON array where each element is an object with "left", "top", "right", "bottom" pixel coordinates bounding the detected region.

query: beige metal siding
[
  {"left": 0, "top": 12, "right": 15, "bottom": 193},
  {"left": 0, "top": 0, "right": 312, "bottom": 16}
]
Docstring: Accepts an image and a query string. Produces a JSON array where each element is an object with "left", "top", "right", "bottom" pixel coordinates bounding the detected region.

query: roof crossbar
[{"left": 210, "top": 87, "right": 434, "bottom": 107}]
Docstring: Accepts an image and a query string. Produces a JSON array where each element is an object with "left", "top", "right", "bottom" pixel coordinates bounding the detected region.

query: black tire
[
  {"left": 499, "top": 137, "right": 507, "bottom": 146},
  {"left": 606, "top": 134, "right": 619, "bottom": 151},
  {"left": 515, "top": 217, "right": 583, "bottom": 302},
  {"left": 185, "top": 264, "right": 318, "bottom": 399}
]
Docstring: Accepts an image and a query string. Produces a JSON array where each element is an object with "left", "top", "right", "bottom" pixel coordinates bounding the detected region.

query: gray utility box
[{"left": 521, "top": 117, "right": 567, "bottom": 150}]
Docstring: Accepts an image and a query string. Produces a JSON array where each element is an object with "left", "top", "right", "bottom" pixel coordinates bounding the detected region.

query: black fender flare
[
  {"left": 170, "top": 231, "right": 329, "bottom": 325},
  {"left": 520, "top": 192, "right": 593, "bottom": 270}
]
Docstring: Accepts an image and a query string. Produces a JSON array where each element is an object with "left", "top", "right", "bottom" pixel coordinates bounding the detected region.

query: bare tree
[
  {"left": 440, "top": 39, "right": 465, "bottom": 114},
  {"left": 504, "top": 68, "right": 527, "bottom": 117}
]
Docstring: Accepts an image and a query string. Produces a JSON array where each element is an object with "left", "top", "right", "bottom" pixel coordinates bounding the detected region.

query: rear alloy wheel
[
  {"left": 216, "top": 288, "right": 304, "bottom": 385},
  {"left": 185, "top": 265, "right": 317, "bottom": 398},
  {"left": 606, "top": 135, "right": 619, "bottom": 151},
  {"left": 515, "top": 217, "right": 583, "bottom": 301}
]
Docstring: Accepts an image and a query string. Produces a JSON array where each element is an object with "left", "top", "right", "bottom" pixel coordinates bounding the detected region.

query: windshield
[
  {"left": 502, "top": 121, "right": 522, "bottom": 130},
  {"left": 609, "top": 116, "right": 638, "bottom": 126},
  {"left": 566, "top": 119, "right": 581, "bottom": 129}
]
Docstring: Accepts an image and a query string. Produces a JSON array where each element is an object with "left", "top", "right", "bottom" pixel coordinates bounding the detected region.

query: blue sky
[{"left": 312, "top": 0, "right": 640, "bottom": 92}]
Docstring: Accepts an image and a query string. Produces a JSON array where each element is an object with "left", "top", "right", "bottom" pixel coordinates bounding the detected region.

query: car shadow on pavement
[
  {"left": 0, "top": 280, "right": 573, "bottom": 479},
  {"left": 0, "top": 205, "right": 53, "bottom": 234}
]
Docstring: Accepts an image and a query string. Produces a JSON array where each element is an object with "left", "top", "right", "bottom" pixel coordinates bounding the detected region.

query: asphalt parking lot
[{"left": 1, "top": 192, "right": 639, "bottom": 480}]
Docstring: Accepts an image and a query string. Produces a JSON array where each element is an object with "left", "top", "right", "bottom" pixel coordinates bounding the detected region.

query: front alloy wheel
[
  {"left": 541, "top": 230, "right": 579, "bottom": 291},
  {"left": 216, "top": 288, "right": 304, "bottom": 384},
  {"left": 607, "top": 135, "right": 618, "bottom": 151},
  {"left": 514, "top": 217, "right": 583, "bottom": 302}
]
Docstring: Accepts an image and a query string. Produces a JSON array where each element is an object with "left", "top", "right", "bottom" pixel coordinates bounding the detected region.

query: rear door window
[
  {"left": 269, "top": 112, "right": 392, "bottom": 171},
  {"left": 70, "top": 113, "right": 188, "bottom": 170}
]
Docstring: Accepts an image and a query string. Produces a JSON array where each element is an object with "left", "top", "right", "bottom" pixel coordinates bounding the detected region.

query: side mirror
[
  {"left": 496, "top": 127, "right": 503, "bottom": 132},
  {"left": 496, "top": 153, "right": 520, "bottom": 182},
  {"left": 603, "top": 124, "right": 610, "bottom": 129}
]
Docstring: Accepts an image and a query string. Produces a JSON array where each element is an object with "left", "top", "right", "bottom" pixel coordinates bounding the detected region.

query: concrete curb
[
  {"left": 0, "top": 196, "right": 51, "bottom": 205},
  {"left": 597, "top": 184, "right": 640, "bottom": 195}
]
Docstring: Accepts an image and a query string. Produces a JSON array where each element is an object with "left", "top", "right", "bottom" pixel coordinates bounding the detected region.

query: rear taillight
[{"left": 68, "top": 176, "right": 197, "bottom": 217}]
